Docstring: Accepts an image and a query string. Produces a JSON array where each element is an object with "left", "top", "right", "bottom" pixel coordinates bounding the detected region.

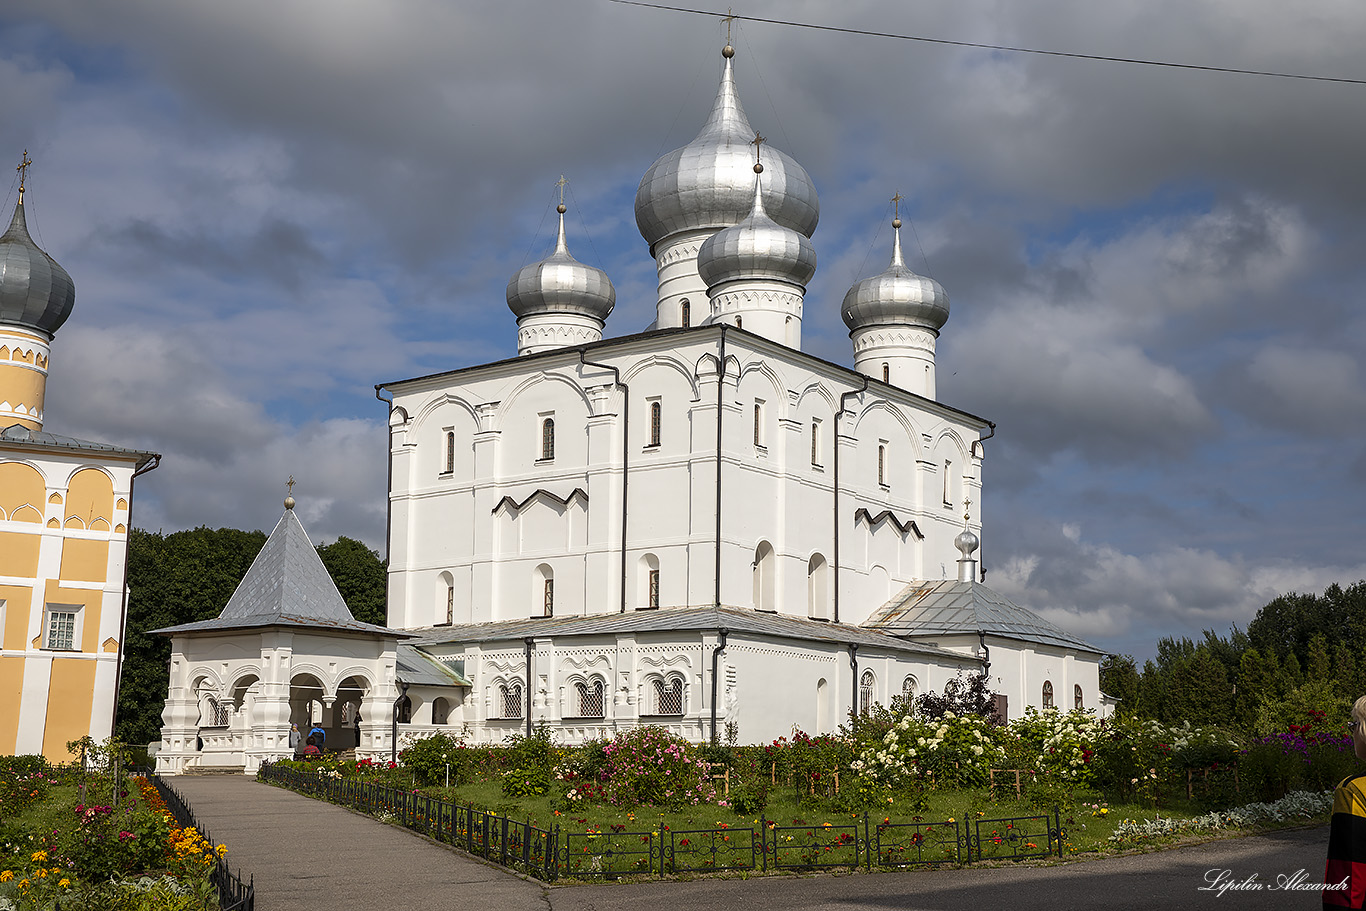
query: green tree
[
  {"left": 1306, "top": 633, "right": 1333, "bottom": 683},
  {"left": 1099, "top": 654, "right": 1139, "bottom": 715},
  {"left": 1235, "top": 647, "right": 1275, "bottom": 732},
  {"left": 115, "top": 527, "right": 268, "bottom": 748},
  {"left": 316, "top": 536, "right": 388, "bottom": 626}
]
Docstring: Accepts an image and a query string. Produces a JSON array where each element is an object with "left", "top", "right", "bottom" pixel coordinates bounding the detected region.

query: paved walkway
[
  {"left": 171, "top": 775, "right": 1332, "bottom": 910},
  {"left": 169, "top": 776, "right": 548, "bottom": 911}
]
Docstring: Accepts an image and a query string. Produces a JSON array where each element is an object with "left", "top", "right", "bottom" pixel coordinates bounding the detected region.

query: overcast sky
[{"left": 3, "top": 0, "right": 1364, "bottom": 662}]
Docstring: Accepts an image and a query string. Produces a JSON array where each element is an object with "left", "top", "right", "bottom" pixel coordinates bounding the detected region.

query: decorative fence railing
[
  {"left": 258, "top": 762, "right": 1066, "bottom": 882},
  {"left": 147, "top": 774, "right": 255, "bottom": 911}
]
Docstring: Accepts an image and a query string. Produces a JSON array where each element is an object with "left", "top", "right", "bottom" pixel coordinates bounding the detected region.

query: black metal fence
[
  {"left": 258, "top": 762, "right": 1065, "bottom": 881},
  {"left": 147, "top": 775, "right": 255, "bottom": 911}
]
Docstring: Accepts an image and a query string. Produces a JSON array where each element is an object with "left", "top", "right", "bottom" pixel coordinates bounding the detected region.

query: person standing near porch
[{"left": 289, "top": 723, "right": 301, "bottom": 758}]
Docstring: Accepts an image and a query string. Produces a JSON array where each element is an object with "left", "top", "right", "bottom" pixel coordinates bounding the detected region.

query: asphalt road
[{"left": 171, "top": 776, "right": 1332, "bottom": 910}]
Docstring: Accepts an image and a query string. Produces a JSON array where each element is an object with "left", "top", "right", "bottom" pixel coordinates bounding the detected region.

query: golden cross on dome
[
  {"left": 963, "top": 496, "right": 972, "bottom": 525},
  {"left": 723, "top": 9, "right": 736, "bottom": 45},
  {"left": 555, "top": 174, "right": 569, "bottom": 206},
  {"left": 287, "top": 476, "right": 296, "bottom": 496},
  {"left": 891, "top": 191, "right": 903, "bottom": 220},
  {"left": 750, "top": 132, "right": 765, "bottom": 166},
  {"left": 16, "top": 150, "right": 31, "bottom": 203}
]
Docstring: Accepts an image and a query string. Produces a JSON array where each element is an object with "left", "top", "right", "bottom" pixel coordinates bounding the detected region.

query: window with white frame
[
  {"left": 859, "top": 670, "right": 876, "bottom": 714},
  {"left": 501, "top": 682, "right": 524, "bottom": 719},
  {"left": 205, "top": 697, "right": 229, "bottom": 727},
  {"left": 652, "top": 676, "right": 684, "bottom": 715},
  {"left": 943, "top": 460, "right": 953, "bottom": 505},
  {"left": 877, "top": 443, "right": 888, "bottom": 487},
  {"left": 902, "top": 675, "right": 918, "bottom": 701},
  {"left": 753, "top": 401, "right": 765, "bottom": 448},
  {"left": 680, "top": 298, "right": 690, "bottom": 328},
  {"left": 443, "top": 429, "right": 455, "bottom": 474},
  {"left": 882, "top": 363, "right": 889, "bottom": 383},
  {"left": 648, "top": 399, "right": 662, "bottom": 448},
  {"left": 1042, "top": 680, "right": 1054, "bottom": 708},
  {"left": 1074, "top": 684, "right": 1083, "bottom": 710},
  {"left": 540, "top": 415, "right": 555, "bottom": 461},
  {"left": 810, "top": 419, "right": 821, "bottom": 467},
  {"left": 44, "top": 605, "right": 79, "bottom": 651},
  {"left": 648, "top": 569, "right": 660, "bottom": 609},
  {"left": 575, "top": 679, "right": 605, "bottom": 718}
]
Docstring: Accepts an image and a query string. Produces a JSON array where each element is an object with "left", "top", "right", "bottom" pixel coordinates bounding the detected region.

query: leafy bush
[
  {"left": 501, "top": 767, "right": 550, "bottom": 798},
  {"left": 400, "top": 732, "right": 472, "bottom": 786},
  {"left": 600, "top": 726, "right": 717, "bottom": 808},
  {"left": 854, "top": 710, "right": 1004, "bottom": 788}
]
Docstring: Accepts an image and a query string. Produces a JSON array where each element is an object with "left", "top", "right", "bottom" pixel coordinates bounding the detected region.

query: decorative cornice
[
  {"left": 491, "top": 487, "right": 589, "bottom": 516},
  {"left": 854, "top": 507, "right": 924, "bottom": 539}
]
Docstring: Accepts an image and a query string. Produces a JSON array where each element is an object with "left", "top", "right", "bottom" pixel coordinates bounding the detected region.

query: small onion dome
[
  {"left": 696, "top": 167, "right": 816, "bottom": 291},
  {"left": 841, "top": 219, "right": 948, "bottom": 333},
  {"left": 0, "top": 200, "right": 75, "bottom": 337},
  {"left": 955, "top": 527, "right": 980, "bottom": 559},
  {"left": 506, "top": 206, "right": 615, "bottom": 322},
  {"left": 634, "top": 47, "right": 819, "bottom": 251}
]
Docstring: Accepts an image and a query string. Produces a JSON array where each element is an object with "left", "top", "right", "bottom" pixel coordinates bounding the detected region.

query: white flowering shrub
[
  {"left": 1008, "top": 707, "right": 1104, "bottom": 783},
  {"left": 853, "top": 711, "right": 1004, "bottom": 787}
]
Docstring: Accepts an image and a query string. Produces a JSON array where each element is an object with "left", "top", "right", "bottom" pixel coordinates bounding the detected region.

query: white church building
[{"left": 156, "top": 43, "right": 1104, "bottom": 773}]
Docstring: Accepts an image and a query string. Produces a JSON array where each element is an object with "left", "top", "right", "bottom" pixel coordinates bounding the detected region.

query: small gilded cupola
[
  {"left": 842, "top": 196, "right": 949, "bottom": 399},
  {"left": 506, "top": 179, "right": 616, "bottom": 356},
  {"left": 0, "top": 152, "right": 74, "bottom": 431},
  {"left": 696, "top": 135, "right": 816, "bottom": 349}
]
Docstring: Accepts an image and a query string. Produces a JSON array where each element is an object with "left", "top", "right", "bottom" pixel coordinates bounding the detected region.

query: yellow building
[{"left": 0, "top": 162, "right": 158, "bottom": 760}]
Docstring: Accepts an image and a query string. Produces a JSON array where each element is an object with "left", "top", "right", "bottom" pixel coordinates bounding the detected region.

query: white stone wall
[{"left": 385, "top": 328, "right": 989, "bottom": 631}]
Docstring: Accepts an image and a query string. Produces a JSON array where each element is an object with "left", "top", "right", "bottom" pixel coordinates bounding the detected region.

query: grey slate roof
[
  {"left": 863, "top": 580, "right": 1103, "bottom": 654},
  {"left": 397, "top": 645, "right": 473, "bottom": 687},
  {"left": 0, "top": 423, "right": 157, "bottom": 466},
  {"left": 152, "top": 507, "right": 411, "bottom": 638},
  {"left": 407, "top": 605, "right": 970, "bottom": 661}
]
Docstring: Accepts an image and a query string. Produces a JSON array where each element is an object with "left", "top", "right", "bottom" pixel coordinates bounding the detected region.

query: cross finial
[
  {"left": 287, "top": 476, "right": 295, "bottom": 495},
  {"left": 723, "top": 8, "right": 736, "bottom": 45},
  {"left": 963, "top": 496, "right": 972, "bottom": 526},
  {"left": 16, "top": 150, "right": 31, "bottom": 203},
  {"left": 555, "top": 174, "right": 569, "bottom": 206},
  {"left": 750, "top": 131, "right": 765, "bottom": 167},
  {"left": 284, "top": 475, "right": 296, "bottom": 510},
  {"left": 891, "top": 191, "right": 903, "bottom": 220}
]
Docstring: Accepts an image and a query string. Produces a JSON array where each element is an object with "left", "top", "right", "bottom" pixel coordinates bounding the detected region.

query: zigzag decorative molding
[
  {"left": 854, "top": 507, "right": 924, "bottom": 539},
  {"left": 491, "top": 487, "right": 589, "bottom": 516}
]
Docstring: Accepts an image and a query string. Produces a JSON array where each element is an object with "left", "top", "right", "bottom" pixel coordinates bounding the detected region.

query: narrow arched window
[
  {"left": 501, "top": 683, "right": 523, "bottom": 719},
  {"left": 882, "top": 363, "right": 890, "bottom": 383},
  {"left": 680, "top": 298, "right": 690, "bottom": 328},
  {"left": 810, "top": 420, "right": 820, "bottom": 466},
  {"left": 576, "top": 679, "right": 605, "bottom": 718},
  {"left": 878, "top": 445, "right": 887, "bottom": 486},
  {"left": 653, "top": 676, "right": 684, "bottom": 715},
  {"left": 445, "top": 582, "right": 454, "bottom": 625},
  {"left": 1042, "top": 680, "right": 1054, "bottom": 709},
  {"left": 541, "top": 417, "right": 555, "bottom": 460},
  {"left": 444, "top": 430, "right": 455, "bottom": 474},
  {"left": 544, "top": 578, "right": 554, "bottom": 617},
  {"left": 1074, "top": 684, "right": 1083, "bottom": 710},
  {"left": 648, "top": 569, "right": 661, "bottom": 609},
  {"left": 859, "top": 670, "right": 876, "bottom": 715},
  {"left": 735, "top": 316, "right": 743, "bottom": 329},
  {"left": 649, "top": 400, "right": 662, "bottom": 447},
  {"left": 902, "top": 675, "right": 918, "bottom": 701}
]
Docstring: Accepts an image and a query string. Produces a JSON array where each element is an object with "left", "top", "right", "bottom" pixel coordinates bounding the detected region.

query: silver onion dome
[
  {"left": 634, "top": 48, "right": 819, "bottom": 251},
  {"left": 506, "top": 206, "right": 615, "bottom": 322},
  {"left": 955, "top": 527, "right": 980, "bottom": 559},
  {"left": 841, "top": 219, "right": 948, "bottom": 333},
  {"left": 0, "top": 200, "right": 75, "bottom": 337},
  {"left": 697, "top": 166, "right": 816, "bottom": 291}
]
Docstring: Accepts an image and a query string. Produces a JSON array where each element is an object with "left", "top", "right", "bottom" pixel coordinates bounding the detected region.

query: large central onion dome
[
  {"left": 0, "top": 198, "right": 75, "bottom": 338},
  {"left": 698, "top": 162, "right": 816, "bottom": 292},
  {"left": 634, "top": 46, "right": 819, "bottom": 252},
  {"left": 507, "top": 205, "right": 616, "bottom": 323},
  {"left": 841, "top": 217, "right": 948, "bottom": 333}
]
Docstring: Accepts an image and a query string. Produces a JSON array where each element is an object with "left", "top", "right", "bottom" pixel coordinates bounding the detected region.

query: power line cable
[{"left": 609, "top": 0, "right": 1366, "bottom": 86}]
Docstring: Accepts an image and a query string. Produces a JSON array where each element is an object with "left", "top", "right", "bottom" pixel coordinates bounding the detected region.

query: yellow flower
[
  {"left": 58, "top": 878, "right": 70, "bottom": 888},
  {"left": 29, "top": 851, "right": 46, "bottom": 863},
  {"left": 0, "top": 870, "right": 11, "bottom": 882},
  {"left": 216, "top": 845, "right": 228, "bottom": 857}
]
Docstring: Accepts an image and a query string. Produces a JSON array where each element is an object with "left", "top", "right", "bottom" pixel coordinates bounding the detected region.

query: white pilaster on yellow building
[{"left": 0, "top": 155, "right": 159, "bottom": 760}]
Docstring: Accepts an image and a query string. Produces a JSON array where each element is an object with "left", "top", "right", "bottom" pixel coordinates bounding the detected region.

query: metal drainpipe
[
  {"left": 709, "top": 628, "right": 729, "bottom": 745},
  {"left": 375, "top": 386, "right": 397, "bottom": 597},
  {"left": 973, "top": 421, "right": 996, "bottom": 582},
  {"left": 524, "top": 638, "right": 534, "bottom": 739},
  {"left": 578, "top": 349, "right": 629, "bottom": 613},
  {"left": 391, "top": 681, "right": 409, "bottom": 762},
  {"left": 714, "top": 327, "right": 728, "bottom": 610},
  {"left": 109, "top": 453, "right": 161, "bottom": 739},
  {"left": 848, "top": 644, "right": 859, "bottom": 719},
  {"left": 978, "top": 630, "right": 991, "bottom": 676},
  {"left": 833, "top": 377, "right": 868, "bottom": 624}
]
